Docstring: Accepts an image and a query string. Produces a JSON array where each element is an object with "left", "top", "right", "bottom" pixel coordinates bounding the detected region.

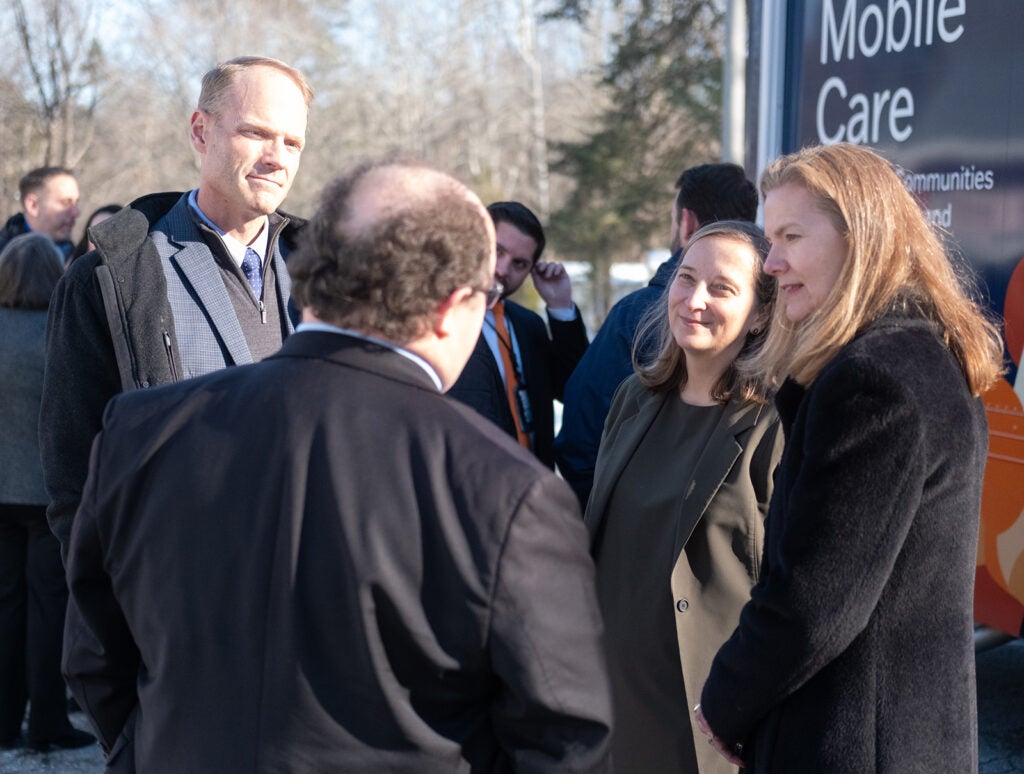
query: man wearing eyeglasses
[
  {"left": 62, "top": 161, "right": 612, "bottom": 773},
  {"left": 448, "top": 201, "right": 588, "bottom": 470}
]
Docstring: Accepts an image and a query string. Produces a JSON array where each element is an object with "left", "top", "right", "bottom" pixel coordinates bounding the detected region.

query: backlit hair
[
  {"left": 197, "top": 56, "right": 314, "bottom": 116},
  {"left": 750, "top": 142, "right": 1003, "bottom": 395}
]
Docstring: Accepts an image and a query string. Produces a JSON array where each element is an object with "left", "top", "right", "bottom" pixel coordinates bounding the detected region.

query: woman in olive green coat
[{"left": 586, "top": 220, "right": 781, "bottom": 773}]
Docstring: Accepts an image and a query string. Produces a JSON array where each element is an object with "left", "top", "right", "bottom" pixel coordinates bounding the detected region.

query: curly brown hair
[{"left": 289, "top": 160, "right": 493, "bottom": 344}]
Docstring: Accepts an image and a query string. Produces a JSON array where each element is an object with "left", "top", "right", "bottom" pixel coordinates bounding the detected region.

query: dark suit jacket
[
  {"left": 448, "top": 301, "right": 588, "bottom": 469},
  {"left": 586, "top": 376, "right": 781, "bottom": 773},
  {"left": 63, "top": 331, "right": 612, "bottom": 774},
  {"left": 701, "top": 315, "right": 987, "bottom": 772}
]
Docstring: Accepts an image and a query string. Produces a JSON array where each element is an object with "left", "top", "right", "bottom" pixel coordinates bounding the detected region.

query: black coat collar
[{"left": 271, "top": 329, "right": 440, "bottom": 394}]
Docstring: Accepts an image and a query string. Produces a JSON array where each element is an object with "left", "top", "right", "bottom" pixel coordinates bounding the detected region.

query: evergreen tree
[{"left": 548, "top": 0, "right": 724, "bottom": 320}]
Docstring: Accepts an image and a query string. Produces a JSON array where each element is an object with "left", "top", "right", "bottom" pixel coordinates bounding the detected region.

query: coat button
[{"left": 676, "top": 599, "right": 689, "bottom": 612}]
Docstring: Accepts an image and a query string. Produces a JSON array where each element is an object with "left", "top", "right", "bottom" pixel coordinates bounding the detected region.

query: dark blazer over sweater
[
  {"left": 63, "top": 331, "right": 612, "bottom": 774},
  {"left": 700, "top": 314, "right": 988, "bottom": 773},
  {"left": 39, "top": 192, "right": 304, "bottom": 551},
  {"left": 449, "top": 300, "right": 588, "bottom": 469}
]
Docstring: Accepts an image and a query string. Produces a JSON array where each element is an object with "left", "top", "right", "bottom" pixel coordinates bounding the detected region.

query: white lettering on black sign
[{"left": 815, "top": 0, "right": 967, "bottom": 144}]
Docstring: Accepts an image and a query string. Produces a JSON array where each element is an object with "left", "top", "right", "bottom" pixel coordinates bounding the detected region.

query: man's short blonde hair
[{"left": 197, "top": 56, "right": 314, "bottom": 116}]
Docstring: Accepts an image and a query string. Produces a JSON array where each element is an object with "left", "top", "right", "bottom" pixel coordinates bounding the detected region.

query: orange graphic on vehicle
[{"left": 975, "top": 256, "right": 1024, "bottom": 637}]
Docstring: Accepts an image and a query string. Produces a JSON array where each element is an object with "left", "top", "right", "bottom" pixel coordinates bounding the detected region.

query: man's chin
[{"left": 251, "top": 189, "right": 290, "bottom": 215}]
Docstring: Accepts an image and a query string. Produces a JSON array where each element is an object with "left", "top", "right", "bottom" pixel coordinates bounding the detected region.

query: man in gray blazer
[
  {"left": 40, "top": 56, "right": 313, "bottom": 553},
  {"left": 63, "top": 160, "right": 612, "bottom": 773}
]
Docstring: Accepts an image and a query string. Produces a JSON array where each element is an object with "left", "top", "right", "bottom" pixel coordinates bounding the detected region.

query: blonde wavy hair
[
  {"left": 750, "top": 143, "right": 1004, "bottom": 396},
  {"left": 635, "top": 220, "right": 776, "bottom": 405}
]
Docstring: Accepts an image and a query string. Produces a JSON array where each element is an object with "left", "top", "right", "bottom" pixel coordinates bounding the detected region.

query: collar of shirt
[
  {"left": 187, "top": 189, "right": 269, "bottom": 269},
  {"left": 295, "top": 321, "right": 443, "bottom": 391},
  {"left": 482, "top": 307, "right": 525, "bottom": 384},
  {"left": 482, "top": 302, "right": 576, "bottom": 381}
]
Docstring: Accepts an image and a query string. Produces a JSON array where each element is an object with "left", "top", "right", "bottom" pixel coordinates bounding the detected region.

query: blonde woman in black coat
[{"left": 695, "top": 143, "right": 1004, "bottom": 773}]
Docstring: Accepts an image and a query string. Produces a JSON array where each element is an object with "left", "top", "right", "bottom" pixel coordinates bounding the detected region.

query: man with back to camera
[
  {"left": 62, "top": 160, "right": 613, "bottom": 773},
  {"left": 39, "top": 56, "right": 313, "bottom": 553},
  {"left": 448, "top": 201, "right": 589, "bottom": 469},
  {"left": 0, "top": 166, "right": 81, "bottom": 261},
  {"left": 554, "top": 163, "right": 759, "bottom": 507}
]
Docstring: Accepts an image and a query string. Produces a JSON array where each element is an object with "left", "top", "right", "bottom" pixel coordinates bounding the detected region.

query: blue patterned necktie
[{"left": 241, "top": 247, "right": 263, "bottom": 298}]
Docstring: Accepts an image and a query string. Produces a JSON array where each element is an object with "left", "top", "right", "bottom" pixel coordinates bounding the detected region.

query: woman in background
[
  {"left": 68, "top": 203, "right": 121, "bottom": 265},
  {"left": 587, "top": 220, "right": 781, "bottom": 773},
  {"left": 0, "top": 234, "right": 95, "bottom": 752},
  {"left": 697, "top": 143, "right": 1004, "bottom": 772}
]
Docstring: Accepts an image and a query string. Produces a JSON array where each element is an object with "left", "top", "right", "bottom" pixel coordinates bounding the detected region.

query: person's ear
[
  {"left": 750, "top": 305, "right": 771, "bottom": 336},
  {"left": 189, "top": 110, "right": 210, "bottom": 153},
  {"left": 679, "top": 208, "right": 701, "bottom": 243},
  {"left": 22, "top": 192, "right": 40, "bottom": 219},
  {"left": 434, "top": 286, "right": 477, "bottom": 338}
]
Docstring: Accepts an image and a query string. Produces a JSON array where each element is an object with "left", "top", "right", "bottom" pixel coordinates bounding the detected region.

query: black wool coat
[{"left": 701, "top": 313, "right": 987, "bottom": 773}]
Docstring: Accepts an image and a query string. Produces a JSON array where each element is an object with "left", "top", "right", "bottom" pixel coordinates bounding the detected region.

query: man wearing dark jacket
[
  {"left": 0, "top": 167, "right": 80, "bottom": 261},
  {"left": 63, "top": 160, "right": 612, "bottom": 773},
  {"left": 448, "top": 202, "right": 589, "bottom": 469},
  {"left": 39, "top": 56, "right": 313, "bottom": 552},
  {"left": 554, "top": 163, "right": 759, "bottom": 507}
]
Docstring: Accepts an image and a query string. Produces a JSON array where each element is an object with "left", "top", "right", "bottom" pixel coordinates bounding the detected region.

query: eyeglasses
[{"left": 474, "top": 281, "right": 504, "bottom": 309}]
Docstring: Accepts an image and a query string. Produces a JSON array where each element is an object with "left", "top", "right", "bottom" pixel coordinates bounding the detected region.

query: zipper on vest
[
  {"left": 163, "top": 330, "right": 180, "bottom": 382},
  {"left": 259, "top": 300, "right": 266, "bottom": 324}
]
